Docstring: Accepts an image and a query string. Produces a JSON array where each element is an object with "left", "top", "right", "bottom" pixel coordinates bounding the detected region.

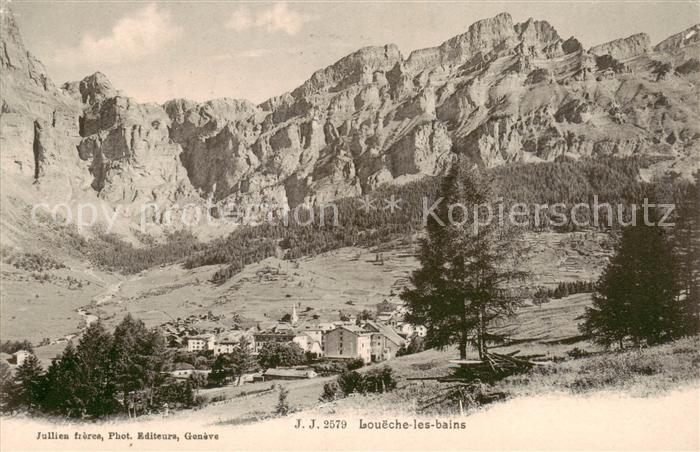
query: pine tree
[
  {"left": 275, "top": 385, "right": 290, "bottom": 416},
  {"left": 111, "top": 314, "right": 149, "bottom": 415},
  {"left": 580, "top": 208, "right": 682, "bottom": 347},
  {"left": 0, "top": 361, "right": 12, "bottom": 413},
  {"left": 14, "top": 354, "right": 45, "bottom": 410},
  {"left": 74, "top": 321, "right": 118, "bottom": 417},
  {"left": 208, "top": 355, "right": 232, "bottom": 387},
  {"left": 402, "top": 155, "right": 526, "bottom": 360},
  {"left": 670, "top": 174, "right": 700, "bottom": 336},
  {"left": 42, "top": 342, "right": 83, "bottom": 416},
  {"left": 229, "top": 337, "right": 256, "bottom": 385}
]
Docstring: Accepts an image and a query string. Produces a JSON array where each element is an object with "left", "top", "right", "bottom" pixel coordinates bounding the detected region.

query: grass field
[{"left": 3, "top": 231, "right": 611, "bottom": 362}]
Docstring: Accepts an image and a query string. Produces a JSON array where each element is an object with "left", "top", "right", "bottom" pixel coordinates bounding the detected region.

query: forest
[{"left": 78, "top": 156, "right": 697, "bottom": 282}]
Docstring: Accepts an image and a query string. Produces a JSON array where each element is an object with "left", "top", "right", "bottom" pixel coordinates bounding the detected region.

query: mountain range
[{"left": 1, "top": 8, "right": 699, "bottom": 241}]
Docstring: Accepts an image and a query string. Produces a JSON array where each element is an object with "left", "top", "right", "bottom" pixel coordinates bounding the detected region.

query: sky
[{"left": 8, "top": 0, "right": 700, "bottom": 105}]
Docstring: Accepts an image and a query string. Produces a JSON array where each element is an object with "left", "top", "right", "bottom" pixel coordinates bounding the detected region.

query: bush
[
  {"left": 335, "top": 367, "right": 398, "bottom": 397},
  {"left": 153, "top": 380, "right": 201, "bottom": 409},
  {"left": 258, "top": 342, "right": 307, "bottom": 369},
  {"left": 6, "top": 253, "right": 65, "bottom": 272},
  {"left": 320, "top": 381, "right": 341, "bottom": 402},
  {"left": 567, "top": 347, "right": 591, "bottom": 359},
  {"left": 0, "top": 340, "right": 34, "bottom": 354},
  {"left": 337, "top": 371, "right": 365, "bottom": 395},
  {"left": 361, "top": 367, "right": 397, "bottom": 394},
  {"left": 311, "top": 361, "right": 348, "bottom": 375},
  {"left": 346, "top": 358, "right": 365, "bottom": 371}
]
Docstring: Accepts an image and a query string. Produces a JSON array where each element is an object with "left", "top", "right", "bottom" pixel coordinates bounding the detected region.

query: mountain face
[{"left": 1, "top": 9, "right": 699, "bottom": 231}]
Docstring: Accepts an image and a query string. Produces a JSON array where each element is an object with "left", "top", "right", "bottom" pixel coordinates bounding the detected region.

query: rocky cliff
[{"left": 1, "top": 8, "right": 699, "bottom": 232}]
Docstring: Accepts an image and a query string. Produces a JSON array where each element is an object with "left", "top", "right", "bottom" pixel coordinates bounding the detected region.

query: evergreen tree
[
  {"left": 580, "top": 209, "right": 682, "bottom": 347},
  {"left": 275, "top": 385, "right": 290, "bottom": 416},
  {"left": 73, "top": 321, "right": 118, "bottom": 417},
  {"left": 14, "top": 355, "right": 45, "bottom": 410},
  {"left": 208, "top": 355, "right": 232, "bottom": 387},
  {"left": 111, "top": 314, "right": 149, "bottom": 415},
  {"left": 402, "top": 155, "right": 526, "bottom": 359},
  {"left": 670, "top": 174, "right": 700, "bottom": 336},
  {"left": 228, "top": 337, "right": 256, "bottom": 385},
  {"left": 110, "top": 315, "right": 168, "bottom": 415},
  {"left": 42, "top": 342, "right": 83, "bottom": 416},
  {"left": 0, "top": 361, "right": 13, "bottom": 413}
]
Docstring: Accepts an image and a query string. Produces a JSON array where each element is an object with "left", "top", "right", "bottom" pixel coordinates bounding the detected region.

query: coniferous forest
[{"left": 75, "top": 156, "right": 697, "bottom": 284}]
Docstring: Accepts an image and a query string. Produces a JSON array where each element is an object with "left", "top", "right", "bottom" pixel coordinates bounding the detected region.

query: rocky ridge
[{"left": 1, "top": 9, "right": 699, "bottom": 230}]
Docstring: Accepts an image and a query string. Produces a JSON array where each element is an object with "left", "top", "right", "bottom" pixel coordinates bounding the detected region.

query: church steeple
[{"left": 291, "top": 304, "right": 299, "bottom": 325}]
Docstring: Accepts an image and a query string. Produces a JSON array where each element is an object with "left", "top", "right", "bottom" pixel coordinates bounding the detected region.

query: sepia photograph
[{"left": 0, "top": 0, "right": 698, "bottom": 450}]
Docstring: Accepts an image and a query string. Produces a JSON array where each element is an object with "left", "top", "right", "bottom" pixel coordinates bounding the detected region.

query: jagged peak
[
  {"left": 164, "top": 96, "right": 261, "bottom": 127},
  {"left": 654, "top": 24, "right": 700, "bottom": 53},
  {"left": 0, "top": 4, "right": 23, "bottom": 49},
  {"left": 291, "top": 43, "right": 403, "bottom": 99},
  {"left": 61, "top": 71, "right": 117, "bottom": 105},
  {"left": 405, "top": 12, "right": 516, "bottom": 72},
  {"left": 515, "top": 17, "right": 561, "bottom": 42},
  {"left": 589, "top": 32, "right": 651, "bottom": 60}
]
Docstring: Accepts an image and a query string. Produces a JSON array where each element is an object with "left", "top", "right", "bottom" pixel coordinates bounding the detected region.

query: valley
[{"left": 0, "top": 3, "right": 697, "bottom": 443}]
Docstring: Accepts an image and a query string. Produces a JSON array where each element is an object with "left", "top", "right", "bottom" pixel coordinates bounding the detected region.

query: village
[{"left": 156, "top": 298, "right": 426, "bottom": 386}]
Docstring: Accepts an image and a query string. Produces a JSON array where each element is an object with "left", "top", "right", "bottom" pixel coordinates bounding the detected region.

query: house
[
  {"left": 13, "top": 350, "right": 32, "bottom": 367},
  {"left": 262, "top": 368, "right": 318, "bottom": 381},
  {"left": 214, "top": 331, "right": 254, "bottom": 356},
  {"left": 377, "top": 312, "right": 395, "bottom": 325},
  {"left": 316, "top": 323, "right": 336, "bottom": 333},
  {"left": 375, "top": 300, "right": 397, "bottom": 315},
  {"left": 362, "top": 321, "right": 406, "bottom": 362},
  {"left": 186, "top": 334, "right": 216, "bottom": 352},
  {"left": 324, "top": 326, "right": 371, "bottom": 364},
  {"left": 290, "top": 334, "right": 323, "bottom": 357},
  {"left": 307, "top": 340, "right": 323, "bottom": 357},
  {"left": 170, "top": 362, "right": 196, "bottom": 378},
  {"left": 396, "top": 322, "right": 427, "bottom": 338},
  {"left": 298, "top": 326, "right": 324, "bottom": 345},
  {"left": 292, "top": 334, "right": 309, "bottom": 351},
  {"left": 253, "top": 331, "right": 295, "bottom": 354}
]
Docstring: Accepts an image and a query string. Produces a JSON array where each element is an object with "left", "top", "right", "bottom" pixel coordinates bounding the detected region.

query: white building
[
  {"left": 187, "top": 334, "right": 216, "bottom": 352},
  {"left": 396, "top": 323, "right": 427, "bottom": 338},
  {"left": 214, "top": 331, "right": 254, "bottom": 356},
  {"left": 324, "top": 326, "right": 371, "bottom": 364},
  {"left": 13, "top": 350, "right": 32, "bottom": 367},
  {"left": 292, "top": 334, "right": 323, "bottom": 357}
]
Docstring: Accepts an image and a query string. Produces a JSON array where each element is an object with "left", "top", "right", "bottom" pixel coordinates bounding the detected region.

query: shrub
[
  {"left": 335, "top": 367, "right": 398, "bottom": 397},
  {"left": 566, "top": 347, "right": 591, "bottom": 359},
  {"left": 320, "top": 381, "right": 341, "bottom": 402},
  {"left": 361, "top": 367, "right": 397, "bottom": 394},
  {"left": 337, "top": 371, "right": 365, "bottom": 395},
  {"left": 346, "top": 358, "right": 365, "bottom": 371}
]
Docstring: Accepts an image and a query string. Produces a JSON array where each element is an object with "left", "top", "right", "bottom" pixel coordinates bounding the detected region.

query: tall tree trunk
[
  {"left": 477, "top": 307, "right": 486, "bottom": 360},
  {"left": 459, "top": 298, "right": 468, "bottom": 360},
  {"left": 458, "top": 333, "right": 467, "bottom": 360}
]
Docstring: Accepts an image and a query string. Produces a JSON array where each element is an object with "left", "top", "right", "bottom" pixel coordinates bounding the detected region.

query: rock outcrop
[
  {"left": 1, "top": 8, "right": 698, "bottom": 229},
  {"left": 654, "top": 24, "right": 700, "bottom": 53},
  {"left": 590, "top": 33, "right": 651, "bottom": 60},
  {"left": 0, "top": 7, "right": 81, "bottom": 181}
]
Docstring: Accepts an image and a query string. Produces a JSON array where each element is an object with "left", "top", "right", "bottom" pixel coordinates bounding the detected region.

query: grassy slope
[
  {"left": 10, "top": 231, "right": 610, "bottom": 363},
  {"left": 150, "top": 291, "right": 599, "bottom": 425},
  {"left": 138, "top": 294, "right": 697, "bottom": 426},
  {"left": 308, "top": 336, "right": 700, "bottom": 419}
]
